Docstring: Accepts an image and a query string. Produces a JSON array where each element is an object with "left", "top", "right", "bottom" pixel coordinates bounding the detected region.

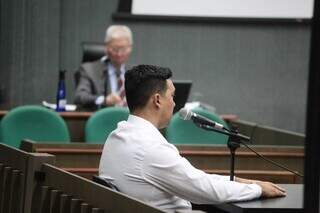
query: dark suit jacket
[{"left": 74, "top": 59, "right": 111, "bottom": 111}]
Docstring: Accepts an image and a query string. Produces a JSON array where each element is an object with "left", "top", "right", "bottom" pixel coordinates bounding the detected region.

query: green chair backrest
[
  {"left": 165, "top": 107, "right": 229, "bottom": 144},
  {"left": 0, "top": 105, "right": 70, "bottom": 148},
  {"left": 85, "top": 107, "right": 129, "bottom": 143}
]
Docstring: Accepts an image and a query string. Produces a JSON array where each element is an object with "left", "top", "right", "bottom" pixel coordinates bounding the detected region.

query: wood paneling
[{"left": 20, "top": 140, "right": 304, "bottom": 183}]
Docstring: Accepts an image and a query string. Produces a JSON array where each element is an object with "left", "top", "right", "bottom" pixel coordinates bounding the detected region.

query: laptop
[{"left": 173, "top": 80, "right": 192, "bottom": 113}]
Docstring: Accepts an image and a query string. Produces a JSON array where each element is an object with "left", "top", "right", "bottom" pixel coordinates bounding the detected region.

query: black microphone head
[{"left": 179, "top": 108, "right": 193, "bottom": 120}]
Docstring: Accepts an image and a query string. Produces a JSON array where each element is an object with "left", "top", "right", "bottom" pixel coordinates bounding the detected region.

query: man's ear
[{"left": 153, "top": 93, "right": 161, "bottom": 109}]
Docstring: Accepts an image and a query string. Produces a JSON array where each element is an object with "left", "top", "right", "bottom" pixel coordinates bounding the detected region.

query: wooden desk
[
  {"left": 0, "top": 110, "right": 237, "bottom": 142},
  {"left": 58, "top": 111, "right": 92, "bottom": 141},
  {"left": 195, "top": 184, "right": 303, "bottom": 213},
  {"left": 0, "top": 109, "right": 304, "bottom": 146}
]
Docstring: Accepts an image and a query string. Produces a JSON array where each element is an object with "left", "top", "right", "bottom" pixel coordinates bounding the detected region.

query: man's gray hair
[{"left": 105, "top": 25, "right": 133, "bottom": 45}]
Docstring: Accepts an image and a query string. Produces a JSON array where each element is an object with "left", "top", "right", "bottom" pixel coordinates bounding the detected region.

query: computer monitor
[{"left": 173, "top": 80, "right": 192, "bottom": 113}]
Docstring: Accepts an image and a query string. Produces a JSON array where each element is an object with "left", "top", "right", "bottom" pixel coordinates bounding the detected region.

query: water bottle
[{"left": 56, "top": 70, "right": 66, "bottom": 112}]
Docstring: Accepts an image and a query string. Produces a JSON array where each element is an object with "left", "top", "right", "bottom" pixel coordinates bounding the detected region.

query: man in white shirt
[{"left": 99, "top": 65, "right": 286, "bottom": 212}]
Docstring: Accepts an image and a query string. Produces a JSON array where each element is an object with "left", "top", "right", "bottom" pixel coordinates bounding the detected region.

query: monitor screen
[{"left": 173, "top": 80, "right": 192, "bottom": 113}]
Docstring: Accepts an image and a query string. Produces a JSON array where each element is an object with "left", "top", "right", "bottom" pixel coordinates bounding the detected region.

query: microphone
[{"left": 179, "top": 108, "right": 227, "bottom": 131}]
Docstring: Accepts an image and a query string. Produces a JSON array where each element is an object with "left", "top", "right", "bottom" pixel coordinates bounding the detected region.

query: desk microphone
[
  {"left": 179, "top": 108, "right": 304, "bottom": 179},
  {"left": 179, "top": 108, "right": 228, "bottom": 131}
]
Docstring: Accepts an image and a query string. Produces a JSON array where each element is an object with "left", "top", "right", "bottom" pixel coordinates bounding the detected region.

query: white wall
[{"left": 132, "top": 0, "right": 314, "bottom": 19}]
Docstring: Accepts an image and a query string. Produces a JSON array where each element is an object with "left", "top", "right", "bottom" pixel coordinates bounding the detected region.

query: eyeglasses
[{"left": 108, "top": 46, "right": 131, "bottom": 54}]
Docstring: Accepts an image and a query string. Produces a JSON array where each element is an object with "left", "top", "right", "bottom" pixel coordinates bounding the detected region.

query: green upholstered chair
[
  {"left": 85, "top": 107, "right": 129, "bottom": 143},
  {"left": 165, "top": 107, "right": 229, "bottom": 145},
  {"left": 0, "top": 105, "right": 70, "bottom": 148}
]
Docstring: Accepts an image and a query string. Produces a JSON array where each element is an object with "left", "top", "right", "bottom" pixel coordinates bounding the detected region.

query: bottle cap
[{"left": 59, "top": 70, "right": 66, "bottom": 80}]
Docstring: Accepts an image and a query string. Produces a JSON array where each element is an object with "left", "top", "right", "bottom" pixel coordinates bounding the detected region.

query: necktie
[
  {"left": 116, "top": 72, "right": 127, "bottom": 106},
  {"left": 104, "top": 70, "right": 108, "bottom": 97},
  {"left": 118, "top": 77, "right": 125, "bottom": 99}
]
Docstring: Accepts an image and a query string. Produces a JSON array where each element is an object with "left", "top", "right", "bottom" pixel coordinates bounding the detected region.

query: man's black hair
[{"left": 125, "top": 65, "right": 172, "bottom": 112}]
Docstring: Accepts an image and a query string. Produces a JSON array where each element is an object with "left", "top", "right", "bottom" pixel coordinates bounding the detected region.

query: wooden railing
[
  {"left": 177, "top": 145, "right": 304, "bottom": 174},
  {"left": 20, "top": 140, "right": 304, "bottom": 184}
]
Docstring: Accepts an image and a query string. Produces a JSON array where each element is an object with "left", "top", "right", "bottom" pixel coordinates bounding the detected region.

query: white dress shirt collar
[
  {"left": 108, "top": 63, "right": 125, "bottom": 76},
  {"left": 126, "top": 114, "right": 167, "bottom": 142},
  {"left": 128, "top": 114, "right": 157, "bottom": 129}
]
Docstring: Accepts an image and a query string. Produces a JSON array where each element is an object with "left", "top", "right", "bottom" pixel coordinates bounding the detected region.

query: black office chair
[
  {"left": 92, "top": 175, "right": 120, "bottom": 192},
  {"left": 74, "top": 42, "right": 106, "bottom": 87},
  {"left": 81, "top": 41, "right": 105, "bottom": 63}
]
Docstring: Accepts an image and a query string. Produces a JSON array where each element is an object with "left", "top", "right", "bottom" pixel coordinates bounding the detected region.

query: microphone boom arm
[
  {"left": 198, "top": 124, "right": 250, "bottom": 142},
  {"left": 180, "top": 108, "right": 303, "bottom": 180},
  {"left": 197, "top": 124, "right": 249, "bottom": 181}
]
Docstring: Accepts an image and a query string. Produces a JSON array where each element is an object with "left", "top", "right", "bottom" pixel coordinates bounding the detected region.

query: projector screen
[{"left": 132, "top": 0, "right": 314, "bottom": 19}]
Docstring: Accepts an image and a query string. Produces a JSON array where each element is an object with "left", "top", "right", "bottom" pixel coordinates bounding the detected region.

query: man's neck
[
  {"left": 110, "top": 61, "right": 122, "bottom": 70},
  {"left": 132, "top": 109, "right": 161, "bottom": 129}
]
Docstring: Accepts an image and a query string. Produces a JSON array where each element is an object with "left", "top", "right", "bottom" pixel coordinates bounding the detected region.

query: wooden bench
[
  {"left": 33, "top": 164, "right": 167, "bottom": 213},
  {"left": 20, "top": 140, "right": 304, "bottom": 183},
  {"left": 0, "top": 143, "right": 55, "bottom": 213},
  {"left": 1, "top": 143, "right": 204, "bottom": 213}
]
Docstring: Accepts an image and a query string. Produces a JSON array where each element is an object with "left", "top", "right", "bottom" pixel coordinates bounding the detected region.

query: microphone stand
[{"left": 196, "top": 124, "right": 250, "bottom": 181}]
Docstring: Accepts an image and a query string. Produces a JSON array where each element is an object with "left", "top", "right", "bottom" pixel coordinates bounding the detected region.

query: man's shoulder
[
  {"left": 143, "top": 141, "right": 181, "bottom": 166},
  {"left": 81, "top": 60, "right": 105, "bottom": 71},
  {"left": 146, "top": 139, "right": 179, "bottom": 155}
]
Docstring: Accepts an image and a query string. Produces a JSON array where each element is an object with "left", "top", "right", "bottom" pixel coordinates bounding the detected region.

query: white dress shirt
[
  {"left": 95, "top": 57, "right": 125, "bottom": 106},
  {"left": 99, "top": 115, "right": 261, "bottom": 212}
]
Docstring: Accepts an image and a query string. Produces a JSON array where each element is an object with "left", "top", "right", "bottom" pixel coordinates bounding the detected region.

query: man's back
[{"left": 99, "top": 115, "right": 192, "bottom": 211}]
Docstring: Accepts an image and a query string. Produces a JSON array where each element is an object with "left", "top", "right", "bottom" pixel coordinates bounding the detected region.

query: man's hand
[
  {"left": 106, "top": 93, "right": 122, "bottom": 106},
  {"left": 236, "top": 177, "right": 286, "bottom": 198},
  {"left": 256, "top": 181, "right": 286, "bottom": 198}
]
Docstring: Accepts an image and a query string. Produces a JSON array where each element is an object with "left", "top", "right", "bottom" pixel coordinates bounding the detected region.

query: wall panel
[{"left": 0, "top": 0, "right": 310, "bottom": 133}]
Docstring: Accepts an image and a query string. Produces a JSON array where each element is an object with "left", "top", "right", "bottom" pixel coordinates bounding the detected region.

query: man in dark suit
[{"left": 74, "top": 25, "right": 132, "bottom": 110}]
